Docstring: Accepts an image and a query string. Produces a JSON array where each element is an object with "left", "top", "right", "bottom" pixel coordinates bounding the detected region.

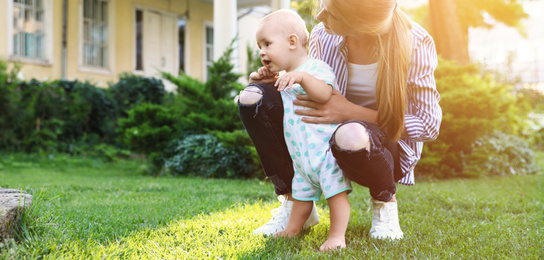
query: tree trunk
[{"left": 429, "top": 0, "right": 470, "bottom": 64}]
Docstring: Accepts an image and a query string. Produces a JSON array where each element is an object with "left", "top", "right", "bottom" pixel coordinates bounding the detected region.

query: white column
[
  {"left": 213, "top": 0, "right": 237, "bottom": 62},
  {"left": 271, "top": 0, "right": 291, "bottom": 10}
]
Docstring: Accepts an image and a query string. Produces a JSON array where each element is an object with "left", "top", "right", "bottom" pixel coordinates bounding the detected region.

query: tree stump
[{"left": 0, "top": 188, "right": 33, "bottom": 240}]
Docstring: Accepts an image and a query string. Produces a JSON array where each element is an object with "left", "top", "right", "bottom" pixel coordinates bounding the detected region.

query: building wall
[
  {"left": 237, "top": 6, "right": 269, "bottom": 85},
  {"left": 0, "top": 0, "right": 213, "bottom": 86},
  {"left": 185, "top": 0, "right": 214, "bottom": 80}
]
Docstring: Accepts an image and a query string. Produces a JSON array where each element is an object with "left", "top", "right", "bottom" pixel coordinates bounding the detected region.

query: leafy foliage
[
  {"left": 116, "top": 103, "right": 178, "bottom": 155},
  {"left": 246, "top": 45, "right": 262, "bottom": 79},
  {"left": 204, "top": 39, "right": 243, "bottom": 100},
  {"left": 456, "top": 0, "right": 528, "bottom": 35},
  {"left": 0, "top": 60, "right": 23, "bottom": 149},
  {"left": 158, "top": 42, "right": 260, "bottom": 178},
  {"left": 109, "top": 73, "right": 166, "bottom": 118},
  {"left": 13, "top": 79, "right": 116, "bottom": 153},
  {"left": 162, "top": 42, "right": 244, "bottom": 135},
  {"left": 417, "top": 58, "right": 534, "bottom": 177},
  {"left": 163, "top": 134, "right": 258, "bottom": 179},
  {"left": 406, "top": 0, "right": 528, "bottom": 37},
  {"left": 464, "top": 131, "right": 538, "bottom": 176},
  {"left": 55, "top": 80, "right": 116, "bottom": 144},
  {"left": 406, "top": 0, "right": 527, "bottom": 63},
  {"left": 291, "top": 0, "right": 321, "bottom": 35}
]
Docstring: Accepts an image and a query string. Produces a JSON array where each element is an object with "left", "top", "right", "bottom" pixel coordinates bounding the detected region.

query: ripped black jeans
[{"left": 238, "top": 83, "right": 401, "bottom": 202}]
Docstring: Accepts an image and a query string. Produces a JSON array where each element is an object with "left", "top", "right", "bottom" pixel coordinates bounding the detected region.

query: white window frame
[
  {"left": 6, "top": 0, "right": 53, "bottom": 65},
  {"left": 78, "top": 0, "right": 115, "bottom": 75},
  {"left": 203, "top": 20, "right": 214, "bottom": 80}
]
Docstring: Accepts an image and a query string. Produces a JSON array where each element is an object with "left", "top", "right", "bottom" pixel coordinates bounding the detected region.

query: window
[
  {"left": 178, "top": 19, "right": 186, "bottom": 73},
  {"left": 204, "top": 23, "right": 214, "bottom": 79},
  {"left": 82, "top": 0, "right": 108, "bottom": 68},
  {"left": 135, "top": 9, "right": 143, "bottom": 71},
  {"left": 12, "top": 0, "right": 46, "bottom": 59}
]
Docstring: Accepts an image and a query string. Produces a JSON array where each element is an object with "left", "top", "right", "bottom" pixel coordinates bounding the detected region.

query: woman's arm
[
  {"left": 404, "top": 31, "right": 442, "bottom": 142},
  {"left": 293, "top": 90, "right": 378, "bottom": 124}
]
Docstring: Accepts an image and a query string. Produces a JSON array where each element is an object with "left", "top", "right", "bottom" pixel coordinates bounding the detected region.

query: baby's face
[{"left": 255, "top": 24, "right": 293, "bottom": 73}]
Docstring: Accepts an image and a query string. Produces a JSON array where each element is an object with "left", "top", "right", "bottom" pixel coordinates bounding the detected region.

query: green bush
[
  {"left": 109, "top": 73, "right": 166, "bottom": 118},
  {"left": 0, "top": 60, "right": 23, "bottom": 150},
  {"left": 163, "top": 134, "right": 258, "bottom": 179},
  {"left": 12, "top": 79, "right": 116, "bottom": 153},
  {"left": 23, "top": 119, "right": 62, "bottom": 154},
  {"left": 464, "top": 131, "right": 539, "bottom": 176},
  {"left": 162, "top": 41, "right": 244, "bottom": 135},
  {"left": 156, "top": 42, "right": 261, "bottom": 178},
  {"left": 56, "top": 80, "right": 116, "bottom": 143},
  {"left": 204, "top": 41, "right": 244, "bottom": 100},
  {"left": 116, "top": 103, "right": 179, "bottom": 155},
  {"left": 417, "top": 58, "right": 533, "bottom": 177}
]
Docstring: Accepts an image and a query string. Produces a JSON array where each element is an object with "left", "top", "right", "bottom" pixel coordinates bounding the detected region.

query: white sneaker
[
  {"left": 369, "top": 199, "right": 404, "bottom": 240},
  {"left": 253, "top": 195, "right": 319, "bottom": 236}
]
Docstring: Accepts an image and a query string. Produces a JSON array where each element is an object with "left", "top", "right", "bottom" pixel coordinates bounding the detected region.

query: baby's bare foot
[
  {"left": 319, "top": 237, "right": 346, "bottom": 252},
  {"left": 273, "top": 230, "right": 298, "bottom": 238}
]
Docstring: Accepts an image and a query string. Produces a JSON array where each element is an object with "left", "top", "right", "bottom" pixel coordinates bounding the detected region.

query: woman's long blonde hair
[{"left": 327, "top": 0, "right": 412, "bottom": 141}]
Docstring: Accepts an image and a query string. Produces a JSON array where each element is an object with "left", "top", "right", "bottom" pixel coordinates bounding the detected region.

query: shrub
[
  {"left": 23, "top": 119, "right": 62, "bottom": 154},
  {"left": 116, "top": 103, "right": 179, "bottom": 155},
  {"left": 163, "top": 134, "right": 258, "bottom": 179},
  {"left": 0, "top": 59, "right": 23, "bottom": 149},
  {"left": 417, "top": 58, "right": 532, "bottom": 177},
  {"left": 204, "top": 40, "right": 244, "bottom": 100},
  {"left": 246, "top": 45, "right": 262, "bottom": 79},
  {"left": 156, "top": 41, "right": 260, "bottom": 178},
  {"left": 12, "top": 79, "right": 116, "bottom": 153},
  {"left": 55, "top": 80, "right": 116, "bottom": 143},
  {"left": 109, "top": 73, "right": 166, "bottom": 118},
  {"left": 211, "top": 129, "right": 263, "bottom": 177},
  {"left": 162, "top": 40, "right": 244, "bottom": 135},
  {"left": 464, "top": 131, "right": 538, "bottom": 176},
  {"left": 164, "top": 72, "right": 243, "bottom": 134}
]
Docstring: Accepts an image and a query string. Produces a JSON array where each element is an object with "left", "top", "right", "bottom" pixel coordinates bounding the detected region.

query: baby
[{"left": 249, "top": 9, "right": 351, "bottom": 252}]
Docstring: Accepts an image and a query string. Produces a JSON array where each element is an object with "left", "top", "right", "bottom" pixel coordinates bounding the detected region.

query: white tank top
[{"left": 346, "top": 62, "right": 378, "bottom": 110}]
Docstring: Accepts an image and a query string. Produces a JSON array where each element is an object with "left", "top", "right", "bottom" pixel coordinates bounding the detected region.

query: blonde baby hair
[{"left": 260, "top": 9, "right": 310, "bottom": 48}]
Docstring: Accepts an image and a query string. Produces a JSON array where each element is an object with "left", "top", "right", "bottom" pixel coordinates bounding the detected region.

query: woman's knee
[
  {"left": 238, "top": 85, "right": 263, "bottom": 105},
  {"left": 334, "top": 122, "right": 371, "bottom": 151}
]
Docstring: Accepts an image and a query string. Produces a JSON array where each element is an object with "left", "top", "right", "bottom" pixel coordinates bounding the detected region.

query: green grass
[{"left": 0, "top": 153, "right": 543, "bottom": 259}]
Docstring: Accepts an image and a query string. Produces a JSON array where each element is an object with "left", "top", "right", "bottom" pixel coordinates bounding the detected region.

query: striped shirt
[{"left": 309, "top": 22, "right": 442, "bottom": 185}]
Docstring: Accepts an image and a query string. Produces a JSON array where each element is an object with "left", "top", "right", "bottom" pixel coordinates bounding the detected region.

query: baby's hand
[
  {"left": 274, "top": 71, "right": 305, "bottom": 92},
  {"left": 249, "top": 67, "right": 277, "bottom": 84}
]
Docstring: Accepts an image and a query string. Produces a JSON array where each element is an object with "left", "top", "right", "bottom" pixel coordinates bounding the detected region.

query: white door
[
  {"left": 143, "top": 11, "right": 161, "bottom": 76},
  {"left": 142, "top": 9, "right": 178, "bottom": 91}
]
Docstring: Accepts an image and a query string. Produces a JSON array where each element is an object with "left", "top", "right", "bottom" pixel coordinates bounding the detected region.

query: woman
[{"left": 237, "top": 0, "right": 441, "bottom": 240}]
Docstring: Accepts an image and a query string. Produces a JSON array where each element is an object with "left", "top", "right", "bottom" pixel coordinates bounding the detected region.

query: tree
[
  {"left": 291, "top": 0, "right": 321, "bottom": 34},
  {"left": 414, "top": 0, "right": 528, "bottom": 64},
  {"left": 429, "top": 0, "right": 470, "bottom": 64}
]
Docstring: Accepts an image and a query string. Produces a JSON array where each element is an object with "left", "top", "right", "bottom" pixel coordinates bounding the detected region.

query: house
[{"left": 0, "top": 0, "right": 292, "bottom": 89}]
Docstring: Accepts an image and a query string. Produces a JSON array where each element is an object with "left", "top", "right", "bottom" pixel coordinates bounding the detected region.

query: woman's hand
[{"left": 293, "top": 90, "right": 378, "bottom": 124}]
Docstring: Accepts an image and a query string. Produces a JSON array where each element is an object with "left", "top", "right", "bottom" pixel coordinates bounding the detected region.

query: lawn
[{"left": 1, "top": 153, "right": 543, "bottom": 259}]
